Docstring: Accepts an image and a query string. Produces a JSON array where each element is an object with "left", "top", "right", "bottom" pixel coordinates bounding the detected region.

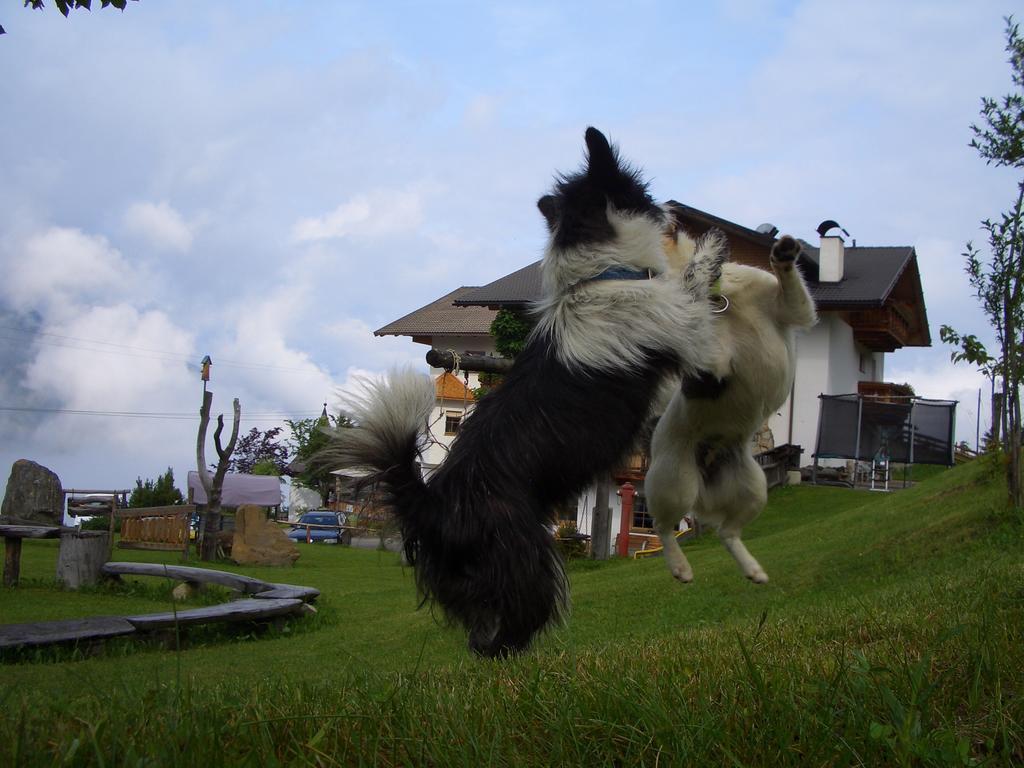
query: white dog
[{"left": 645, "top": 212, "right": 817, "bottom": 584}]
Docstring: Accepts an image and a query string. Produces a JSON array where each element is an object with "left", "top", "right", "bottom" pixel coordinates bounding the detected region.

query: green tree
[
  {"left": 490, "top": 308, "right": 533, "bottom": 359},
  {"left": 287, "top": 411, "right": 351, "bottom": 506},
  {"left": 229, "top": 427, "right": 290, "bottom": 476},
  {"left": 129, "top": 467, "right": 184, "bottom": 508},
  {"left": 471, "top": 308, "right": 534, "bottom": 397},
  {"left": 3, "top": 0, "right": 138, "bottom": 34},
  {"left": 942, "top": 16, "right": 1024, "bottom": 508},
  {"left": 25, "top": 1, "right": 137, "bottom": 16}
]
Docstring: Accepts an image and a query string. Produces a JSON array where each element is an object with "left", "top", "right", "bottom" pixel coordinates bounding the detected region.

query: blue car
[{"left": 287, "top": 511, "right": 352, "bottom": 545}]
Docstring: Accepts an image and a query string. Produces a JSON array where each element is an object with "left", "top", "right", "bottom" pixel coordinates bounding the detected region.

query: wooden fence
[{"left": 117, "top": 505, "right": 194, "bottom": 557}]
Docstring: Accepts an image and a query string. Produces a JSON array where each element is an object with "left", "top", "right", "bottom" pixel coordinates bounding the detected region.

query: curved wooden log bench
[{"left": 0, "top": 564, "right": 321, "bottom": 651}]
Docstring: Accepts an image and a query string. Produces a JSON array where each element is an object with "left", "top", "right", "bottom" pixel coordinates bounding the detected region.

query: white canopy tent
[{"left": 186, "top": 471, "right": 282, "bottom": 508}]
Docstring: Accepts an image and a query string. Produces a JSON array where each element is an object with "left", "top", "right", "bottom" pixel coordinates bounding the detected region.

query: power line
[
  {"left": 0, "top": 325, "right": 335, "bottom": 375},
  {"left": 0, "top": 406, "right": 323, "bottom": 421}
]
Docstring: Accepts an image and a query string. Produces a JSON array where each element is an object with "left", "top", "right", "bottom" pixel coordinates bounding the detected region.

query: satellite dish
[{"left": 756, "top": 223, "right": 779, "bottom": 237}]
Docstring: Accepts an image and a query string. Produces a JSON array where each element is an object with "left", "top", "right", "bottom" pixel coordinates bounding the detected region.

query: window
[
  {"left": 631, "top": 495, "right": 654, "bottom": 530},
  {"left": 444, "top": 411, "right": 462, "bottom": 436},
  {"left": 859, "top": 352, "right": 873, "bottom": 377}
]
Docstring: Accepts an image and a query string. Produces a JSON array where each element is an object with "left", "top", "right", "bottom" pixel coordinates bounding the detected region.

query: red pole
[{"left": 616, "top": 482, "right": 635, "bottom": 558}]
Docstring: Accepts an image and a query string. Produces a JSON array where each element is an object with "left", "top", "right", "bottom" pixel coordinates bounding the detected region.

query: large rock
[
  {"left": 1, "top": 459, "right": 63, "bottom": 526},
  {"left": 231, "top": 504, "right": 299, "bottom": 567}
]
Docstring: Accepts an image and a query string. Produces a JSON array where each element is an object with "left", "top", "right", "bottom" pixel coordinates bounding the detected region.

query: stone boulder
[
  {"left": 231, "top": 504, "right": 299, "bottom": 567},
  {"left": 1, "top": 459, "right": 63, "bottom": 526}
]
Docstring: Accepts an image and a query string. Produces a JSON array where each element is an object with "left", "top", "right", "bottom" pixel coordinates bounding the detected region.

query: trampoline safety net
[{"left": 815, "top": 394, "right": 957, "bottom": 466}]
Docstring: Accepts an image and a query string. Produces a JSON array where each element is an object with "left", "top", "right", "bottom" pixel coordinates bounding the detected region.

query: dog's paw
[
  {"left": 683, "top": 248, "right": 725, "bottom": 300},
  {"left": 771, "top": 235, "right": 801, "bottom": 264},
  {"left": 746, "top": 569, "right": 769, "bottom": 585},
  {"left": 669, "top": 563, "right": 694, "bottom": 583}
]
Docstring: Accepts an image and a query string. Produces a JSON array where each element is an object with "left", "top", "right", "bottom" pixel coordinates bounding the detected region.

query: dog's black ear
[
  {"left": 584, "top": 127, "right": 618, "bottom": 181},
  {"left": 537, "top": 195, "right": 561, "bottom": 231}
]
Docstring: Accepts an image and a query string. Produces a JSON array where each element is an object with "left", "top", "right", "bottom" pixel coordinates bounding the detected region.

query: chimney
[
  {"left": 819, "top": 234, "right": 845, "bottom": 282},
  {"left": 815, "top": 220, "right": 848, "bottom": 282}
]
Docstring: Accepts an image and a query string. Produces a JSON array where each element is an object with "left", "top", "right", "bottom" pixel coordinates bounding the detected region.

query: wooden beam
[
  {"left": 124, "top": 598, "right": 304, "bottom": 630},
  {"left": 0, "top": 616, "right": 137, "bottom": 650},
  {"left": 115, "top": 506, "right": 194, "bottom": 519},
  {"left": 426, "top": 349, "right": 513, "bottom": 374},
  {"left": 101, "top": 562, "right": 271, "bottom": 594},
  {"left": 0, "top": 525, "right": 62, "bottom": 538}
]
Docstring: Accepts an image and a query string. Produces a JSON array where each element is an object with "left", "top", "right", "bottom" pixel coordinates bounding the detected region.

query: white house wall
[
  {"left": 287, "top": 483, "right": 323, "bottom": 521},
  {"left": 420, "top": 333, "right": 497, "bottom": 472},
  {"left": 575, "top": 484, "right": 624, "bottom": 559},
  {"left": 771, "top": 321, "right": 831, "bottom": 460},
  {"left": 767, "top": 313, "right": 883, "bottom": 467},
  {"left": 829, "top": 317, "right": 862, "bottom": 395}
]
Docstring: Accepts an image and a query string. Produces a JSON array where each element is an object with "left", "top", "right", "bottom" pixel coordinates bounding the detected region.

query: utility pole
[{"left": 590, "top": 474, "right": 612, "bottom": 560}]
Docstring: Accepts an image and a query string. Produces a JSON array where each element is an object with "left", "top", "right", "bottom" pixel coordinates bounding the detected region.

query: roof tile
[{"left": 375, "top": 287, "right": 497, "bottom": 337}]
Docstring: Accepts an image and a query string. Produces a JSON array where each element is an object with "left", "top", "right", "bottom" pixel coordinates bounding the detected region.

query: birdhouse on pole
[{"left": 200, "top": 355, "right": 212, "bottom": 382}]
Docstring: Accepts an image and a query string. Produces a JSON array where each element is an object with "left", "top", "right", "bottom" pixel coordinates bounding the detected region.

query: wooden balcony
[
  {"left": 615, "top": 452, "right": 649, "bottom": 482},
  {"left": 848, "top": 306, "right": 913, "bottom": 352},
  {"left": 858, "top": 380, "right": 915, "bottom": 403}
]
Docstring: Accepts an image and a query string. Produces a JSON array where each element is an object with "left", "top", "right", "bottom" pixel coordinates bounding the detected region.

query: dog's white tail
[{"left": 323, "top": 369, "right": 435, "bottom": 476}]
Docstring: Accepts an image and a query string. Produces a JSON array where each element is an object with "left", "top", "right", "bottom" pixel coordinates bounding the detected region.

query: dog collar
[
  {"left": 590, "top": 266, "right": 656, "bottom": 282},
  {"left": 569, "top": 266, "right": 656, "bottom": 295}
]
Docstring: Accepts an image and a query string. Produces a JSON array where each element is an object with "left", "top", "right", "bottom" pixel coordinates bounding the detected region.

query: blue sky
[{"left": 0, "top": 0, "right": 1017, "bottom": 497}]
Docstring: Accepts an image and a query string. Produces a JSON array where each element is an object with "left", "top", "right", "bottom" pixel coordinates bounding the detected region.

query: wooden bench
[
  {"left": 1, "top": 524, "right": 61, "bottom": 587},
  {"left": 0, "top": 616, "right": 137, "bottom": 650},
  {"left": 0, "top": 564, "right": 320, "bottom": 651}
]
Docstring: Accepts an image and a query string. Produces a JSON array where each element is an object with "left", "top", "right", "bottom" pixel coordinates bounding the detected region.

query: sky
[{"left": 0, "top": 0, "right": 1019, "bottom": 500}]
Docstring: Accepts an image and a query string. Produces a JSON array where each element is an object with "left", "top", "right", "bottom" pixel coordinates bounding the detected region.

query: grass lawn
[{"left": 1, "top": 460, "right": 1021, "bottom": 766}]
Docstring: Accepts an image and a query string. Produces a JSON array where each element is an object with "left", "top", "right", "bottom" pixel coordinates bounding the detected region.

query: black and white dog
[{"left": 324, "top": 128, "right": 724, "bottom": 656}]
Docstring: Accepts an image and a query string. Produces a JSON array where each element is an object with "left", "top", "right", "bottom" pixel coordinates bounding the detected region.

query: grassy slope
[{"left": 1, "top": 460, "right": 1021, "bottom": 766}]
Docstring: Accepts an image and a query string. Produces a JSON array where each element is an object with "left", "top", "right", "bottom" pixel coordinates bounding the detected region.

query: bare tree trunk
[
  {"left": 196, "top": 391, "right": 241, "bottom": 561},
  {"left": 991, "top": 380, "right": 1002, "bottom": 448},
  {"left": 590, "top": 475, "right": 612, "bottom": 561}
]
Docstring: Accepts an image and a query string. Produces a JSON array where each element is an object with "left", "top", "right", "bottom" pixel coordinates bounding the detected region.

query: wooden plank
[
  {"left": 254, "top": 584, "right": 321, "bottom": 602},
  {"left": 124, "top": 598, "right": 303, "bottom": 630},
  {"left": 64, "top": 489, "right": 132, "bottom": 496},
  {"left": 116, "top": 506, "right": 195, "bottom": 520},
  {"left": 117, "top": 541, "right": 189, "bottom": 552},
  {"left": 101, "top": 562, "right": 271, "bottom": 594},
  {"left": 0, "top": 616, "right": 136, "bottom": 649},
  {"left": 0, "top": 525, "right": 62, "bottom": 539}
]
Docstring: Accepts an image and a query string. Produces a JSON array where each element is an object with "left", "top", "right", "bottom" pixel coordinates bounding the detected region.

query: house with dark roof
[
  {"left": 375, "top": 287, "right": 498, "bottom": 471},
  {"left": 449, "top": 206, "right": 930, "bottom": 464},
  {"left": 374, "top": 204, "right": 931, "bottom": 551}
]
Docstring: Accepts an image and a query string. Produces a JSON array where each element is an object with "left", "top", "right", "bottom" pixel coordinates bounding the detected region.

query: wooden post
[
  {"left": 56, "top": 531, "right": 110, "bottom": 589},
  {"left": 3, "top": 537, "right": 22, "bottom": 587},
  {"left": 616, "top": 482, "right": 635, "bottom": 558},
  {"left": 107, "top": 496, "right": 116, "bottom": 559},
  {"left": 590, "top": 475, "right": 612, "bottom": 560}
]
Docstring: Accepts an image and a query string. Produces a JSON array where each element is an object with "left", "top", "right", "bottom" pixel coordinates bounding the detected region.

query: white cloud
[
  {"left": 25, "top": 305, "right": 194, "bottom": 415},
  {"left": 464, "top": 95, "right": 500, "bottom": 128},
  {"left": 292, "top": 187, "right": 427, "bottom": 242},
  {"left": 123, "top": 200, "right": 194, "bottom": 252},
  {"left": 1, "top": 227, "right": 136, "bottom": 316},
  {"left": 886, "top": 356, "right": 990, "bottom": 450},
  {"left": 324, "top": 317, "right": 425, "bottom": 372}
]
